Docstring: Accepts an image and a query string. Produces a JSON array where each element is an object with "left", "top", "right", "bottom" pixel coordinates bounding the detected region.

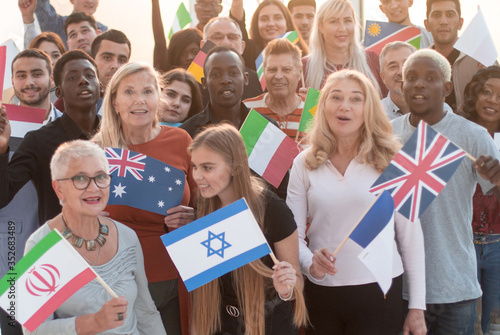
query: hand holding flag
[{"left": 3, "top": 103, "right": 46, "bottom": 139}]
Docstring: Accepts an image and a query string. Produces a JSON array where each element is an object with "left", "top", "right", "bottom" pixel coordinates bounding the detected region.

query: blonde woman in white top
[{"left": 287, "top": 69, "right": 426, "bottom": 334}]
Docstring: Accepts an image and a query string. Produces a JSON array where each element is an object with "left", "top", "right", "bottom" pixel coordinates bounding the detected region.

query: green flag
[
  {"left": 168, "top": 3, "right": 192, "bottom": 39},
  {"left": 298, "top": 88, "right": 320, "bottom": 133}
]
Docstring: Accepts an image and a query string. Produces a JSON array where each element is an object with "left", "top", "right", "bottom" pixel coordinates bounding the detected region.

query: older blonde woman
[
  {"left": 93, "top": 62, "right": 196, "bottom": 334},
  {"left": 24, "top": 140, "right": 165, "bottom": 335},
  {"left": 287, "top": 70, "right": 426, "bottom": 334},
  {"left": 302, "top": 0, "right": 385, "bottom": 96}
]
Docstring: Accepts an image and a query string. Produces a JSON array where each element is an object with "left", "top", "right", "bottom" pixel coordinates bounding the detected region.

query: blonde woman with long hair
[
  {"left": 93, "top": 62, "right": 196, "bottom": 334},
  {"left": 287, "top": 70, "right": 426, "bottom": 334},
  {"left": 302, "top": 0, "right": 385, "bottom": 96},
  {"left": 190, "top": 124, "right": 307, "bottom": 335}
]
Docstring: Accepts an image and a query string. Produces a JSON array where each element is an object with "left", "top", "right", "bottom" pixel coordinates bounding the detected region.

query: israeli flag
[{"left": 161, "top": 198, "right": 272, "bottom": 291}]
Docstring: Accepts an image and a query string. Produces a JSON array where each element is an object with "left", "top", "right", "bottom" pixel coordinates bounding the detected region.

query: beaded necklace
[{"left": 61, "top": 215, "right": 109, "bottom": 251}]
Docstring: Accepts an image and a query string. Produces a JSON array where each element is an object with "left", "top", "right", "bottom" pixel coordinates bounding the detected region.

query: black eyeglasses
[{"left": 57, "top": 174, "right": 112, "bottom": 190}]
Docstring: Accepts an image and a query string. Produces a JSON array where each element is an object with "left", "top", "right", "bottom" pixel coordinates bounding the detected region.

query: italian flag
[
  {"left": 240, "top": 109, "right": 300, "bottom": 188},
  {"left": 168, "top": 2, "right": 192, "bottom": 40},
  {"left": 0, "top": 230, "right": 97, "bottom": 332},
  {"left": 4, "top": 103, "right": 46, "bottom": 138},
  {"left": 298, "top": 88, "right": 320, "bottom": 133}
]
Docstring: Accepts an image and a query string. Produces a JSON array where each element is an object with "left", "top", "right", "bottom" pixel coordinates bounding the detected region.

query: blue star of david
[{"left": 201, "top": 231, "right": 232, "bottom": 258}]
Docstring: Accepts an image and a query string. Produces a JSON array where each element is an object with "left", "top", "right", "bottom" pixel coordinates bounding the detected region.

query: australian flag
[
  {"left": 105, "top": 148, "right": 185, "bottom": 215},
  {"left": 369, "top": 121, "right": 466, "bottom": 222}
]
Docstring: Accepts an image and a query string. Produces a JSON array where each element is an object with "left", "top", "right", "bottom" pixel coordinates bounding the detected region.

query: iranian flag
[
  {"left": 4, "top": 103, "right": 46, "bottom": 138},
  {"left": 240, "top": 109, "right": 300, "bottom": 188},
  {"left": 0, "top": 230, "right": 97, "bottom": 332}
]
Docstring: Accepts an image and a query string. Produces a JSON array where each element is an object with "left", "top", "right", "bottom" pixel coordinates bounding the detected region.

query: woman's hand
[
  {"left": 309, "top": 248, "right": 337, "bottom": 280},
  {"left": 272, "top": 261, "right": 296, "bottom": 298},
  {"left": 164, "top": 205, "right": 195, "bottom": 229},
  {"left": 76, "top": 296, "right": 128, "bottom": 335},
  {"left": 403, "top": 309, "right": 427, "bottom": 335}
]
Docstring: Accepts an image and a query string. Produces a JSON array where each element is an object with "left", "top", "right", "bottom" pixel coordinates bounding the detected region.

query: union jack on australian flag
[
  {"left": 105, "top": 148, "right": 185, "bottom": 215},
  {"left": 369, "top": 121, "right": 466, "bottom": 222}
]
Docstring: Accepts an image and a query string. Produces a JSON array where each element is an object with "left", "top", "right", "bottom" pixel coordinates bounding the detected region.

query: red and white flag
[{"left": 4, "top": 103, "right": 46, "bottom": 138}]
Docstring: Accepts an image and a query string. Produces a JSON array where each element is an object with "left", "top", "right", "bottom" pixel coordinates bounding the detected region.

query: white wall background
[{"left": 0, "top": 0, "right": 498, "bottom": 65}]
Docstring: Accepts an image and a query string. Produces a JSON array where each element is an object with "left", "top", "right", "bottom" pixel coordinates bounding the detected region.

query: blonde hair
[
  {"left": 306, "top": 0, "right": 380, "bottom": 93},
  {"left": 305, "top": 69, "right": 400, "bottom": 172},
  {"left": 93, "top": 62, "right": 160, "bottom": 149},
  {"left": 189, "top": 124, "right": 307, "bottom": 335}
]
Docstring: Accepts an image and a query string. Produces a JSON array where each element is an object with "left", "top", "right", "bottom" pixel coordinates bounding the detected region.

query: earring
[{"left": 59, "top": 199, "right": 64, "bottom": 206}]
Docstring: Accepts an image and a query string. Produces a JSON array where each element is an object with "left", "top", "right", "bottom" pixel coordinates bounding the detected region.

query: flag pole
[
  {"left": 54, "top": 229, "right": 118, "bottom": 298},
  {"left": 332, "top": 192, "right": 384, "bottom": 257}
]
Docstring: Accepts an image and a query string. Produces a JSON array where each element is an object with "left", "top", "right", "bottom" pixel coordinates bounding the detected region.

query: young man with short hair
[
  {"left": 18, "top": 0, "right": 107, "bottom": 48},
  {"left": 91, "top": 29, "right": 131, "bottom": 88},
  {"left": 11, "top": 49, "right": 62, "bottom": 126},
  {"left": 194, "top": 0, "right": 223, "bottom": 33},
  {"left": 393, "top": 48, "right": 500, "bottom": 334},
  {"left": 424, "top": 0, "right": 483, "bottom": 113},
  {"left": 287, "top": 0, "right": 316, "bottom": 46},
  {"left": 379, "top": 0, "right": 433, "bottom": 48},
  {"left": 64, "top": 12, "right": 100, "bottom": 54}
]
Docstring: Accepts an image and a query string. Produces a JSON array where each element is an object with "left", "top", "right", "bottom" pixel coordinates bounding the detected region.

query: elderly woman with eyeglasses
[{"left": 23, "top": 140, "right": 166, "bottom": 335}]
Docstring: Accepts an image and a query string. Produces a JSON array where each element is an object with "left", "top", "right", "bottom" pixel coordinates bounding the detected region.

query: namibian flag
[
  {"left": 0, "top": 230, "right": 97, "bottom": 332},
  {"left": 168, "top": 2, "right": 192, "bottom": 40},
  {"left": 187, "top": 40, "right": 216, "bottom": 84},
  {"left": 0, "top": 45, "right": 6, "bottom": 100},
  {"left": 364, "top": 21, "right": 421, "bottom": 55},
  {"left": 255, "top": 30, "right": 300, "bottom": 91},
  {"left": 4, "top": 104, "right": 46, "bottom": 138},
  {"left": 240, "top": 109, "right": 300, "bottom": 188},
  {"left": 298, "top": 88, "right": 320, "bottom": 133}
]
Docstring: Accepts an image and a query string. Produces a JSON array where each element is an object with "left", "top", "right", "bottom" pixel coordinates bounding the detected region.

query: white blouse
[{"left": 286, "top": 150, "right": 426, "bottom": 309}]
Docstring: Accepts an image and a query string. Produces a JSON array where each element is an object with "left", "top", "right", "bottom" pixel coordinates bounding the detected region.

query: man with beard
[{"left": 11, "top": 49, "right": 62, "bottom": 128}]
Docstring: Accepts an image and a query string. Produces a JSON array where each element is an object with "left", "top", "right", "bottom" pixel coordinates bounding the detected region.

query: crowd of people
[{"left": 1, "top": 0, "right": 500, "bottom": 334}]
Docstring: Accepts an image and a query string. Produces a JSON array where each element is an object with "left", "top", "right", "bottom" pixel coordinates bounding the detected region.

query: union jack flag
[
  {"left": 369, "top": 121, "right": 466, "bottom": 222},
  {"left": 106, "top": 148, "right": 146, "bottom": 180}
]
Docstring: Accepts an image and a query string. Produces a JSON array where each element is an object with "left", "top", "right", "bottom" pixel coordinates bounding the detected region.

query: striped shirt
[{"left": 244, "top": 93, "right": 306, "bottom": 142}]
